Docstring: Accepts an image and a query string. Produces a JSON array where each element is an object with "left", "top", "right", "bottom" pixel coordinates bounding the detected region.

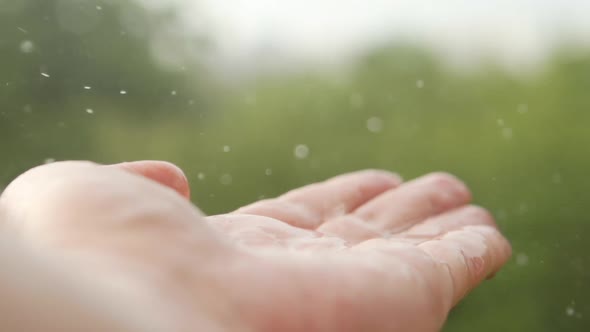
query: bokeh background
[{"left": 1, "top": 0, "right": 589, "bottom": 330}]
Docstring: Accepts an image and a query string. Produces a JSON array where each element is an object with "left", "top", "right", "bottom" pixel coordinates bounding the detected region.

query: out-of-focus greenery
[{"left": 1, "top": 1, "right": 589, "bottom": 331}]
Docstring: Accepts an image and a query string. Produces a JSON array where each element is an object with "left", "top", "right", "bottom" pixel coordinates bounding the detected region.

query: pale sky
[{"left": 135, "top": 0, "right": 590, "bottom": 74}]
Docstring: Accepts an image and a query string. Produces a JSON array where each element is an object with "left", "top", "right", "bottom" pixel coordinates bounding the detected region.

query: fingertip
[{"left": 109, "top": 161, "right": 191, "bottom": 199}]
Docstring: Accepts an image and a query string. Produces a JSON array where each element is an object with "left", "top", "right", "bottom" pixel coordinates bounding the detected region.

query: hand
[{"left": 0, "top": 161, "right": 511, "bottom": 331}]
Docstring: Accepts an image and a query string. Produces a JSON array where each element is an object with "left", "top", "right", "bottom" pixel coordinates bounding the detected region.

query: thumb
[{"left": 108, "top": 161, "right": 191, "bottom": 199}]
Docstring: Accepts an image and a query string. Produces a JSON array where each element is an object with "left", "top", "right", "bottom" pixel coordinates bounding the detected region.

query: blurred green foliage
[{"left": 1, "top": 1, "right": 589, "bottom": 331}]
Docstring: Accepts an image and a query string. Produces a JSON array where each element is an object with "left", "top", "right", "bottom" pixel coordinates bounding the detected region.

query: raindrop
[
  {"left": 515, "top": 253, "right": 529, "bottom": 266},
  {"left": 85, "top": 108, "right": 94, "bottom": 114},
  {"left": 502, "top": 128, "right": 513, "bottom": 140},
  {"left": 23, "top": 105, "right": 32, "bottom": 113},
  {"left": 294, "top": 144, "right": 310, "bottom": 159},
  {"left": 19, "top": 40, "right": 34, "bottom": 53},
  {"left": 84, "top": 86, "right": 92, "bottom": 90},
  {"left": 517, "top": 103, "right": 528, "bottom": 114},
  {"left": 366, "top": 117, "right": 383, "bottom": 133},
  {"left": 44, "top": 158, "right": 56, "bottom": 164},
  {"left": 220, "top": 174, "right": 233, "bottom": 186},
  {"left": 197, "top": 172, "right": 205, "bottom": 180},
  {"left": 497, "top": 118, "right": 505, "bottom": 127},
  {"left": 416, "top": 79, "right": 425, "bottom": 88},
  {"left": 96, "top": 5, "right": 102, "bottom": 10},
  {"left": 552, "top": 173, "right": 562, "bottom": 184},
  {"left": 120, "top": 90, "right": 127, "bottom": 95},
  {"left": 566, "top": 306, "right": 575, "bottom": 317},
  {"left": 41, "top": 72, "right": 50, "bottom": 78},
  {"left": 223, "top": 145, "right": 231, "bottom": 152},
  {"left": 265, "top": 168, "right": 273, "bottom": 176},
  {"left": 171, "top": 90, "right": 177, "bottom": 96}
]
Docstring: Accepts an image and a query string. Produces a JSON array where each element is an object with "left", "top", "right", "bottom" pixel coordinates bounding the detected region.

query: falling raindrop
[
  {"left": 515, "top": 253, "right": 529, "bottom": 266},
  {"left": 120, "top": 90, "right": 127, "bottom": 95},
  {"left": 366, "top": 117, "right": 383, "bottom": 133},
  {"left": 85, "top": 108, "right": 94, "bottom": 114},
  {"left": 416, "top": 79, "right": 425, "bottom": 88},
  {"left": 265, "top": 168, "right": 273, "bottom": 176},
  {"left": 223, "top": 145, "right": 231, "bottom": 152},
  {"left": 44, "top": 158, "right": 56, "bottom": 164},
  {"left": 197, "top": 172, "right": 206, "bottom": 180},
  {"left": 19, "top": 40, "right": 34, "bottom": 53},
  {"left": 294, "top": 144, "right": 310, "bottom": 159},
  {"left": 41, "top": 72, "right": 50, "bottom": 78},
  {"left": 220, "top": 174, "right": 233, "bottom": 186}
]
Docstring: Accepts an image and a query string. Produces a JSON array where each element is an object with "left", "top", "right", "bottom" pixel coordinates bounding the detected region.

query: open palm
[{"left": 0, "top": 161, "right": 511, "bottom": 332}]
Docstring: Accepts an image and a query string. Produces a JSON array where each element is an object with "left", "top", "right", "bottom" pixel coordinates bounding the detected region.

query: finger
[
  {"left": 353, "top": 172, "right": 471, "bottom": 234},
  {"left": 317, "top": 215, "right": 386, "bottom": 244},
  {"left": 418, "top": 225, "right": 512, "bottom": 307},
  {"left": 394, "top": 205, "right": 497, "bottom": 243},
  {"left": 235, "top": 170, "right": 402, "bottom": 229},
  {"left": 0, "top": 161, "right": 221, "bottom": 255},
  {"left": 108, "top": 161, "right": 191, "bottom": 199}
]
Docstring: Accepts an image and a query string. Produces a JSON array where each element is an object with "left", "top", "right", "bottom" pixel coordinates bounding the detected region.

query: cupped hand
[{"left": 0, "top": 161, "right": 511, "bottom": 332}]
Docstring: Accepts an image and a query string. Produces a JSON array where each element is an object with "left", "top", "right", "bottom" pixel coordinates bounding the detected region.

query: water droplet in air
[
  {"left": 171, "top": 90, "right": 177, "bottom": 96},
  {"left": 220, "top": 174, "right": 233, "bottom": 186},
  {"left": 265, "top": 168, "right": 273, "bottom": 176},
  {"left": 197, "top": 172, "right": 205, "bottom": 180},
  {"left": 502, "top": 128, "right": 513, "bottom": 140},
  {"left": 85, "top": 108, "right": 94, "bottom": 114},
  {"left": 515, "top": 253, "right": 529, "bottom": 266},
  {"left": 416, "top": 80, "right": 425, "bottom": 88},
  {"left": 84, "top": 86, "right": 92, "bottom": 90},
  {"left": 19, "top": 40, "right": 34, "bottom": 53},
  {"left": 517, "top": 103, "right": 528, "bottom": 114},
  {"left": 497, "top": 118, "right": 505, "bottom": 127},
  {"left": 96, "top": 5, "right": 102, "bottom": 10},
  {"left": 41, "top": 72, "right": 50, "bottom": 78},
  {"left": 223, "top": 145, "right": 231, "bottom": 152},
  {"left": 367, "top": 117, "right": 383, "bottom": 133},
  {"left": 294, "top": 144, "right": 310, "bottom": 159},
  {"left": 566, "top": 306, "right": 575, "bottom": 316},
  {"left": 120, "top": 90, "right": 127, "bottom": 95},
  {"left": 44, "top": 158, "right": 56, "bottom": 164}
]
